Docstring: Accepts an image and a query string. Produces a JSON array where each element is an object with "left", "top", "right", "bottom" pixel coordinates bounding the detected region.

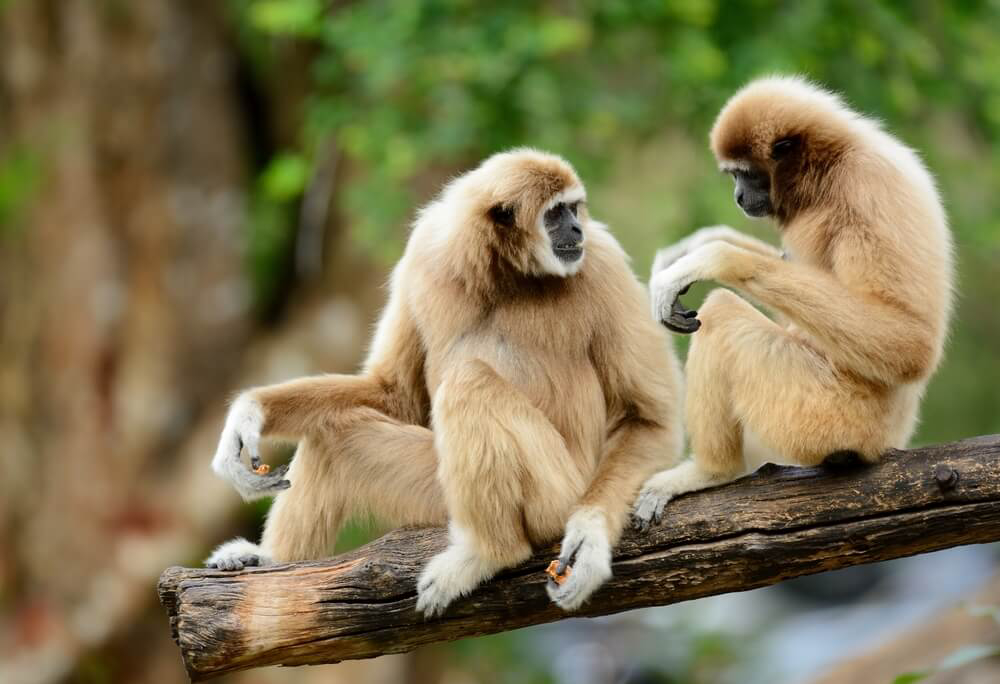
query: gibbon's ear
[
  {"left": 770, "top": 135, "right": 801, "bottom": 161},
  {"left": 488, "top": 204, "right": 516, "bottom": 228}
]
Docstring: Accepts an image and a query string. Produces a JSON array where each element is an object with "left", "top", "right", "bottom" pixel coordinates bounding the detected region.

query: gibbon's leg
[
  {"left": 634, "top": 288, "right": 877, "bottom": 528},
  {"left": 416, "top": 359, "right": 585, "bottom": 617},
  {"left": 207, "top": 408, "right": 446, "bottom": 570}
]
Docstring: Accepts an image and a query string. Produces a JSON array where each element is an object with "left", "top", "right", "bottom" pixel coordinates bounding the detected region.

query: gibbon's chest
[{"left": 418, "top": 283, "right": 605, "bottom": 429}]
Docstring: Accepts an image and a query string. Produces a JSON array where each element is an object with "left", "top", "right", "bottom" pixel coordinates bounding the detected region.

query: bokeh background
[{"left": 1, "top": 1, "right": 999, "bottom": 683}]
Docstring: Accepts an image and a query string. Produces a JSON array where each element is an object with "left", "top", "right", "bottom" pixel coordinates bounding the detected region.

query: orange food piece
[
  {"left": 545, "top": 559, "right": 572, "bottom": 585},
  {"left": 253, "top": 463, "right": 271, "bottom": 475}
]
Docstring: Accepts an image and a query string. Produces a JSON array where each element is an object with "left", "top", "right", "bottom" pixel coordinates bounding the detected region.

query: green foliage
[
  {"left": 260, "top": 152, "right": 310, "bottom": 201},
  {"left": 0, "top": 144, "right": 42, "bottom": 237},
  {"left": 227, "top": 0, "right": 999, "bottom": 468},
  {"left": 245, "top": 191, "right": 294, "bottom": 315}
]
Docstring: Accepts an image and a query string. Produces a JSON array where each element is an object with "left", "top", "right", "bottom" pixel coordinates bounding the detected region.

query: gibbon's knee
[
  {"left": 695, "top": 288, "right": 747, "bottom": 332},
  {"left": 686, "top": 290, "right": 745, "bottom": 378}
]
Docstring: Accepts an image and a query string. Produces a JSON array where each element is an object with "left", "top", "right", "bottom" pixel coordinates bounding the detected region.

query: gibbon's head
[
  {"left": 450, "top": 148, "right": 589, "bottom": 279},
  {"left": 710, "top": 75, "right": 859, "bottom": 225}
]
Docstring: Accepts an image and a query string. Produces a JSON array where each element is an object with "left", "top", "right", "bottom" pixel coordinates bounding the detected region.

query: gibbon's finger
[
  {"left": 654, "top": 280, "right": 697, "bottom": 330},
  {"left": 662, "top": 290, "right": 701, "bottom": 334},
  {"left": 663, "top": 314, "right": 701, "bottom": 334},
  {"left": 243, "top": 432, "right": 262, "bottom": 471},
  {"left": 554, "top": 536, "right": 584, "bottom": 576}
]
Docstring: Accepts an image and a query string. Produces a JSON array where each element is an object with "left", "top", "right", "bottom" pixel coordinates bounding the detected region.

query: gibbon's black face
[
  {"left": 544, "top": 201, "right": 584, "bottom": 263},
  {"left": 731, "top": 167, "right": 772, "bottom": 218},
  {"left": 726, "top": 136, "right": 802, "bottom": 218}
]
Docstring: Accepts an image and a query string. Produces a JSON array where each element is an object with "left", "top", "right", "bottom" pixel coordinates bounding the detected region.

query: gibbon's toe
[
  {"left": 205, "top": 537, "right": 271, "bottom": 572},
  {"left": 632, "top": 487, "right": 670, "bottom": 531},
  {"left": 415, "top": 554, "right": 461, "bottom": 618}
]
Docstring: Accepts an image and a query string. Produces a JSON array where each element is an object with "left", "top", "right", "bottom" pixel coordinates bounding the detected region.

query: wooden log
[{"left": 159, "top": 435, "right": 1000, "bottom": 680}]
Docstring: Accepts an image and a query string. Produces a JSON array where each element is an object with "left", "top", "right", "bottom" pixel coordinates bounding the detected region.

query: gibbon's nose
[
  {"left": 735, "top": 188, "right": 745, "bottom": 208},
  {"left": 570, "top": 224, "right": 583, "bottom": 238}
]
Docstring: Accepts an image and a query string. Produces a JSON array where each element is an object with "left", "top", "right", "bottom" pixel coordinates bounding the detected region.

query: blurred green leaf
[
  {"left": 260, "top": 153, "right": 309, "bottom": 202},
  {"left": 0, "top": 145, "right": 42, "bottom": 236},
  {"left": 248, "top": 0, "right": 321, "bottom": 36}
]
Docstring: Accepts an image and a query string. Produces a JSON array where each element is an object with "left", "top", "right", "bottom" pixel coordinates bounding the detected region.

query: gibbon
[
  {"left": 633, "top": 76, "right": 954, "bottom": 528},
  {"left": 207, "top": 149, "right": 684, "bottom": 615}
]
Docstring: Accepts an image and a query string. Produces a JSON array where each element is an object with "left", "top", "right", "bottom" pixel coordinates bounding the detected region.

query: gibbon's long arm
[
  {"left": 651, "top": 225, "right": 782, "bottom": 276},
  {"left": 211, "top": 292, "right": 429, "bottom": 500},
  {"left": 254, "top": 298, "right": 429, "bottom": 441},
  {"left": 579, "top": 311, "right": 680, "bottom": 542},
  {"left": 653, "top": 241, "right": 932, "bottom": 386},
  {"left": 577, "top": 414, "right": 674, "bottom": 541}
]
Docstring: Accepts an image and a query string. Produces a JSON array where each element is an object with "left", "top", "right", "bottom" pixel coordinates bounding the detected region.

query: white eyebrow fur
[
  {"left": 542, "top": 186, "right": 586, "bottom": 212},
  {"left": 718, "top": 159, "right": 752, "bottom": 172}
]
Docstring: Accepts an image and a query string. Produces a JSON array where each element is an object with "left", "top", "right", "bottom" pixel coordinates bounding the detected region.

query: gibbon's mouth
[
  {"left": 741, "top": 200, "right": 773, "bottom": 218},
  {"left": 553, "top": 245, "right": 583, "bottom": 262}
]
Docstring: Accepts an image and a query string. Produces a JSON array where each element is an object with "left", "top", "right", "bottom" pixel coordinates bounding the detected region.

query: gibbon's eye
[
  {"left": 771, "top": 136, "right": 799, "bottom": 161},
  {"left": 569, "top": 201, "right": 583, "bottom": 216},
  {"left": 488, "top": 204, "right": 515, "bottom": 227}
]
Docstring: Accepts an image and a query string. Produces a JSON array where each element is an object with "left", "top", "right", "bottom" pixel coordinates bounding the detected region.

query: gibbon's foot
[
  {"left": 632, "top": 461, "right": 733, "bottom": 531},
  {"left": 822, "top": 450, "right": 865, "bottom": 470},
  {"left": 205, "top": 537, "right": 273, "bottom": 571},
  {"left": 631, "top": 484, "right": 672, "bottom": 531},
  {"left": 211, "top": 393, "right": 291, "bottom": 501},
  {"left": 416, "top": 533, "right": 496, "bottom": 618},
  {"left": 546, "top": 508, "right": 612, "bottom": 611}
]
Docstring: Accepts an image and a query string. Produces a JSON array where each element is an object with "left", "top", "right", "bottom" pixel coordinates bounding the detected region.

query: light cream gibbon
[
  {"left": 207, "top": 149, "right": 684, "bottom": 615},
  {"left": 633, "top": 76, "right": 953, "bottom": 528}
]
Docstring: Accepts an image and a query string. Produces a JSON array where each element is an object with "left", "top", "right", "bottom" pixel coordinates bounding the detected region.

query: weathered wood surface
[{"left": 160, "top": 435, "right": 1000, "bottom": 680}]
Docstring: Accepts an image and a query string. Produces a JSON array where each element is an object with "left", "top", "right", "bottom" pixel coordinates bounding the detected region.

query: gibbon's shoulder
[
  {"left": 580, "top": 220, "right": 635, "bottom": 278},
  {"left": 583, "top": 220, "right": 628, "bottom": 263}
]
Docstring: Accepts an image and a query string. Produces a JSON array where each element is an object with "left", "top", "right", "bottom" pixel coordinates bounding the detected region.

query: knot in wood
[{"left": 934, "top": 465, "right": 959, "bottom": 491}]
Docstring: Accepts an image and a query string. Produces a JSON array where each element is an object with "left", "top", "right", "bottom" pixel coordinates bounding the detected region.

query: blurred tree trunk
[
  {"left": 0, "top": 3, "right": 393, "bottom": 682},
  {"left": 0, "top": 0, "right": 252, "bottom": 605}
]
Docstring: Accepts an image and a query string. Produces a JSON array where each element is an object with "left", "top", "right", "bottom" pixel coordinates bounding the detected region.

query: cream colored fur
[
  {"left": 635, "top": 76, "right": 954, "bottom": 526},
  {"left": 208, "top": 149, "right": 684, "bottom": 615}
]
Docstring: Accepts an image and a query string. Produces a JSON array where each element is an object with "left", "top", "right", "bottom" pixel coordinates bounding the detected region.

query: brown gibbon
[
  {"left": 633, "top": 76, "right": 954, "bottom": 528},
  {"left": 207, "top": 149, "right": 684, "bottom": 615}
]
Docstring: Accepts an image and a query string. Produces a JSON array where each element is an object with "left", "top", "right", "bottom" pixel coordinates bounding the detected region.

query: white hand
[
  {"left": 650, "top": 241, "right": 730, "bottom": 325},
  {"left": 211, "top": 393, "right": 290, "bottom": 501}
]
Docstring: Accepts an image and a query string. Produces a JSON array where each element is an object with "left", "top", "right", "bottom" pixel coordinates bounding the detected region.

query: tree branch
[{"left": 159, "top": 435, "right": 1000, "bottom": 680}]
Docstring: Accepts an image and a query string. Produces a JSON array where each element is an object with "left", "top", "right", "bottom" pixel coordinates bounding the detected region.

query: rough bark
[{"left": 159, "top": 434, "right": 1000, "bottom": 680}]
